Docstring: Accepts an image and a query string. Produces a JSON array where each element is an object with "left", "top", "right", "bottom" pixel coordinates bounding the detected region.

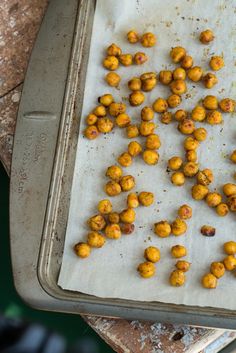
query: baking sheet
[{"left": 58, "top": 0, "right": 236, "bottom": 310}]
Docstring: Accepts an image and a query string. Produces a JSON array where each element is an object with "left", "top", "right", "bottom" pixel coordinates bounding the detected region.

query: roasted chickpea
[
  {"left": 216, "top": 203, "right": 229, "bottom": 216},
  {"left": 160, "top": 112, "right": 172, "bottom": 124},
  {"left": 219, "top": 98, "right": 235, "bottom": 113},
  {"left": 152, "top": 98, "right": 168, "bottom": 113},
  {"left": 141, "top": 106, "right": 154, "bottom": 121},
  {"left": 181, "top": 55, "right": 193, "bottom": 69},
  {"left": 159, "top": 70, "right": 173, "bottom": 85},
  {"left": 127, "top": 193, "right": 139, "bottom": 208},
  {"left": 109, "top": 102, "right": 126, "bottom": 117},
  {"left": 173, "top": 67, "right": 186, "bottom": 80},
  {"left": 87, "top": 232, "right": 106, "bottom": 248},
  {"left": 201, "top": 225, "right": 216, "bottom": 237},
  {"left": 120, "top": 223, "right": 135, "bottom": 235},
  {"left": 117, "top": 152, "right": 132, "bottom": 167},
  {"left": 191, "top": 106, "right": 206, "bottom": 122},
  {"left": 138, "top": 191, "right": 154, "bottom": 206},
  {"left": 174, "top": 109, "right": 188, "bottom": 122},
  {"left": 105, "top": 181, "right": 122, "bottom": 196},
  {"left": 191, "top": 184, "right": 209, "bottom": 200},
  {"left": 171, "top": 218, "right": 187, "bottom": 236},
  {"left": 74, "top": 242, "right": 90, "bottom": 258},
  {"left": 105, "top": 223, "right": 121, "bottom": 239},
  {"left": 209, "top": 56, "right": 224, "bottom": 71},
  {"left": 142, "top": 150, "right": 159, "bottom": 165},
  {"left": 97, "top": 118, "right": 113, "bottom": 133},
  {"left": 206, "top": 111, "right": 222, "bottom": 125},
  {"left": 210, "top": 262, "right": 225, "bottom": 278},
  {"left": 197, "top": 169, "right": 213, "bottom": 186},
  {"left": 98, "top": 94, "right": 114, "bottom": 107},
  {"left": 206, "top": 192, "right": 222, "bottom": 207},
  {"left": 199, "top": 29, "right": 214, "bottom": 44},
  {"left": 193, "top": 127, "right": 207, "bottom": 142},
  {"left": 108, "top": 212, "right": 120, "bottom": 224},
  {"left": 127, "top": 30, "right": 139, "bottom": 44},
  {"left": 128, "top": 141, "right": 142, "bottom": 157},
  {"left": 145, "top": 134, "right": 161, "bottom": 150},
  {"left": 223, "top": 183, "right": 236, "bottom": 197},
  {"left": 144, "top": 246, "right": 160, "bottom": 263},
  {"left": 167, "top": 94, "right": 181, "bottom": 108},
  {"left": 106, "top": 165, "right": 123, "bottom": 181},
  {"left": 168, "top": 156, "right": 183, "bottom": 171},
  {"left": 86, "top": 113, "right": 97, "bottom": 125},
  {"left": 97, "top": 199, "right": 112, "bottom": 214},
  {"left": 119, "top": 175, "right": 135, "bottom": 192},
  {"left": 120, "top": 208, "right": 136, "bottom": 223},
  {"left": 140, "top": 72, "right": 157, "bottom": 81},
  {"left": 227, "top": 194, "right": 236, "bottom": 212},
  {"left": 107, "top": 43, "right": 122, "bottom": 56},
  {"left": 170, "top": 46, "right": 186, "bottom": 63},
  {"left": 93, "top": 105, "right": 106, "bottom": 117},
  {"left": 178, "top": 204, "right": 192, "bottom": 220},
  {"left": 186, "top": 150, "right": 197, "bottom": 162},
  {"left": 202, "top": 73, "right": 218, "bottom": 89},
  {"left": 224, "top": 241, "right": 236, "bottom": 255},
  {"left": 139, "top": 121, "right": 155, "bottom": 136},
  {"left": 170, "top": 79, "right": 187, "bottom": 95},
  {"left": 178, "top": 119, "right": 195, "bottom": 135},
  {"left": 134, "top": 52, "right": 148, "bottom": 65},
  {"left": 184, "top": 137, "right": 199, "bottom": 151},
  {"left": 154, "top": 221, "right": 171, "bottom": 238},
  {"left": 171, "top": 245, "right": 187, "bottom": 258},
  {"left": 88, "top": 214, "right": 106, "bottom": 231},
  {"left": 175, "top": 260, "right": 191, "bottom": 272},
  {"left": 128, "top": 77, "right": 141, "bottom": 91},
  {"left": 231, "top": 150, "right": 236, "bottom": 163},
  {"left": 141, "top": 32, "right": 156, "bottom": 47},
  {"left": 105, "top": 72, "right": 121, "bottom": 87},
  {"left": 126, "top": 124, "right": 139, "bottom": 138},
  {"left": 116, "top": 113, "right": 131, "bottom": 128},
  {"left": 223, "top": 255, "right": 236, "bottom": 271},
  {"left": 202, "top": 273, "right": 217, "bottom": 289},
  {"left": 84, "top": 125, "right": 99, "bottom": 140},
  {"left": 169, "top": 270, "right": 185, "bottom": 286},
  {"left": 103, "top": 55, "right": 119, "bottom": 70},
  {"left": 171, "top": 172, "right": 185, "bottom": 186},
  {"left": 187, "top": 66, "right": 203, "bottom": 82},
  {"left": 137, "top": 261, "right": 156, "bottom": 278},
  {"left": 141, "top": 76, "right": 157, "bottom": 91},
  {"left": 202, "top": 95, "right": 218, "bottom": 110},
  {"left": 119, "top": 54, "right": 133, "bottom": 66},
  {"left": 129, "top": 91, "right": 145, "bottom": 106}
]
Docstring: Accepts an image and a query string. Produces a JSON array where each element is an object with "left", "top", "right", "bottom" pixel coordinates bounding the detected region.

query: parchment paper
[{"left": 58, "top": 0, "right": 236, "bottom": 310}]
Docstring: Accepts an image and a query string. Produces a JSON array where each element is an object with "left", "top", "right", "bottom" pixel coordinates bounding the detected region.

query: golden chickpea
[
  {"left": 171, "top": 172, "right": 185, "bottom": 186},
  {"left": 141, "top": 106, "right": 154, "bottom": 121},
  {"left": 127, "top": 30, "right": 139, "bottom": 44},
  {"left": 168, "top": 156, "right": 183, "bottom": 171},
  {"left": 128, "top": 141, "right": 142, "bottom": 157},
  {"left": 97, "top": 199, "right": 112, "bottom": 214},
  {"left": 181, "top": 55, "right": 193, "bottom": 69},
  {"left": 191, "top": 184, "right": 209, "bottom": 200},
  {"left": 119, "top": 54, "right": 133, "bottom": 66},
  {"left": 154, "top": 221, "right": 171, "bottom": 238},
  {"left": 109, "top": 102, "right": 126, "bottom": 117},
  {"left": 86, "top": 113, "right": 97, "bottom": 125},
  {"left": 105, "top": 224, "right": 121, "bottom": 239},
  {"left": 120, "top": 175, "right": 135, "bottom": 192},
  {"left": 169, "top": 270, "right": 185, "bottom": 286},
  {"left": 88, "top": 214, "right": 106, "bottom": 231},
  {"left": 144, "top": 246, "right": 160, "bottom": 263},
  {"left": 171, "top": 218, "right": 187, "bottom": 236},
  {"left": 115, "top": 113, "right": 131, "bottom": 128},
  {"left": 105, "top": 72, "right": 121, "bottom": 87},
  {"left": 140, "top": 72, "right": 157, "bottom": 81},
  {"left": 105, "top": 181, "right": 122, "bottom": 196},
  {"left": 74, "top": 242, "right": 90, "bottom": 258},
  {"left": 126, "top": 124, "right": 139, "bottom": 138},
  {"left": 174, "top": 109, "right": 188, "bottom": 122},
  {"left": 197, "top": 169, "right": 213, "bottom": 186},
  {"left": 219, "top": 98, "right": 235, "bottom": 113},
  {"left": 143, "top": 150, "right": 159, "bottom": 165},
  {"left": 223, "top": 255, "right": 236, "bottom": 271},
  {"left": 223, "top": 183, "right": 236, "bottom": 197},
  {"left": 187, "top": 66, "right": 203, "bottom": 82},
  {"left": 199, "top": 29, "right": 214, "bottom": 44},
  {"left": 210, "top": 262, "right": 225, "bottom": 279},
  {"left": 170, "top": 79, "right": 187, "bottom": 95},
  {"left": 127, "top": 193, "right": 139, "bottom": 208},
  {"left": 134, "top": 52, "right": 148, "bottom": 65},
  {"left": 128, "top": 77, "right": 141, "bottom": 91},
  {"left": 184, "top": 137, "right": 199, "bottom": 151},
  {"left": 216, "top": 203, "right": 229, "bottom": 216},
  {"left": 202, "top": 273, "right": 217, "bottom": 289},
  {"left": 141, "top": 76, "right": 157, "bottom": 91},
  {"left": 224, "top": 241, "right": 236, "bottom": 255},
  {"left": 138, "top": 191, "right": 154, "bottom": 206},
  {"left": 175, "top": 260, "right": 191, "bottom": 272},
  {"left": 170, "top": 46, "right": 186, "bottom": 63},
  {"left": 171, "top": 245, "right": 187, "bottom": 258},
  {"left": 84, "top": 125, "right": 99, "bottom": 140},
  {"left": 193, "top": 127, "right": 207, "bottom": 142},
  {"left": 202, "top": 73, "right": 218, "bottom": 89},
  {"left": 206, "top": 192, "right": 222, "bottom": 207},
  {"left": 107, "top": 43, "right": 122, "bottom": 56},
  {"left": 120, "top": 208, "right": 136, "bottom": 223},
  {"left": 202, "top": 95, "right": 218, "bottom": 110},
  {"left": 230, "top": 150, "right": 236, "bottom": 163},
  {"left": 191, "top": 106, "right": 206, "bottom": 122},
  {"left": 108, "top": 212, "right": 120, "bottom": 224},
  {"left": 206, "top": 110, "right": 223, "bottom": 125},
  {"left": 103, "top": 55, "right": 119, "bottom": 70},
  {"left": 209, "top": 56, "right": 224, "bottom": 71},
  {"left": 141, "top": 32, "right": 156, "bottom": 47},
  {"left": 93, "top": 105, "right": 106, "bottom": 117},
  {"left": 106, "top": 165, "right": 123, "bottom": 181},
  {"left": 139, "top": 121, "right": 155, "bottom": 136},
  {"left": 160, "top": 112, "right": 172, "bottom": 124},
  {"left": 227, "top": 194, "right": 236, "bottom": 212},
  {"left": 173, "top": 67, "right": 186, "bottom": 80},
  {"left": 167, "top": 94, "right": 182, "bottom": 108},
  {"left": 159, "top": 70, "right": 173, "bottom": 85},
  {"left": 87, "top": 232, "right": 106, "bottom": 248},
  {"left": 186, "top": 150, "right": 197, "bottom": 162},
  {"left": 97, "top": 118, "right": 113, "bottom": 133},
  {"left": 152, "top": 98, "right": 168, "bottom": 113},
  {"left": 178, "top": 119, "right": 195, "bottom": 135},
  {"left": 178, "top": 204, "right": 192, "bottom": 220},
  {"left": 129, "top": 91, "right": 145, "bottom": 106},
  {"left": 98, "top": 94, "right": 114, "bottom": 107},
  {"left": 117, "top": 152, "right": 133, "bottom": 167},
  {"left": 137, "top": 261, "right": 156, "bottom": 278},
  {"left": 146, "top": 134, "right": 161, "bottom": 150}
]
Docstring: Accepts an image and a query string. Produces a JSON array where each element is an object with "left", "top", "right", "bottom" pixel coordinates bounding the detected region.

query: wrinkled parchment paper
[{"left": 58, "top": 0, "right": 236, "bottom": 309}]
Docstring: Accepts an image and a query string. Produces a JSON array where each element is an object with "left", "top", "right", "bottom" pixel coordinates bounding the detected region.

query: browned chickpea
[
  {"left": 168, "top": 156, "right": 183, "bottom": 171},
  {"left": 74, "top": 242, "right": 90, "bottom": 258},
  {"left": 191, "top": 106, "right": 206, "bottom": 122},
  {"left": 108, "top": 212, "right": 120, "bottom": 224},
  {"left": 170, "top": 79, "right": 187, "bottom": 95},
  {"left": 197, "top": 169, "right": 213, "bottom": 186},
  {"left": 120, "top": 208, "right": 136, "bottom": 223},
  {"left": 209, "top": 56, "right": 224, "bottom": 71},
  {"left": 206, "top": 192, "right": 222, "bottom": 207},
  {"left": 175, "top": 260, "right": 191, "bottom": 272},
  {"left": 160, "top": 112, "right": 172, "bottom": 124},
  {"left": 129, "top": 91, "right": 145, "bottom": 106},
  {"left": 202, "top": 73, "right": 218, "bottom": 89},
  {"left": 106, "top": 165, "right": 123, "bottom": 181},
  {"left": 137, "top": 261, "right": 156, "bottom": 278},
  {"left": 171, "top": 245, "right": 187, "bottom": 258},
  {"left": 105, "top": 224, "right": 121, "bottom": 239},
  {"left": 184, "top": 162, "right": 199, "bottom": 178},
  {"left": 97, "top": 117, "right": 113, "bottom": 133},
  {"left": 223, "top": 183, "right": 236, "bottom": 197},
  {"left": 224, "top": 241, "right": 236, "bottom": 255},
  {"left": 127, "top": 30, "right": 139, "bottom": 44},
  {"left": 107, "top": 43, "right": 122, "bottom": 56},
  {"left": 206, "top": 110, "right": 223, "bottom": 125},
  {"left": 183, "top": 137, "right": 199, "bottom": 151},
  {"left": 173, "top": 67, "right": 186, "bottom": 80},
  {"left": 115, "top": 113, "right": 131, "bottom": 128},
  {"left": 103, "top": 55, "right": 119, "bottom": 70},
  {"left": 120, "top": 224, "right": 135, "bottom": 237},
  {"left": 174, "top": 109, "right": 188, "bottom": 122},
  {"left": 86, "top": 113, "right": 97, "bottom": 125},
  {"left": 152, "top": 98, "right": 168, "bottom": 113},
  {"left": 87, "top": 232, "right": 106, "bottom": 248},
  {"left": 88, "top": 214, "right": 106, "bottom": 231},
  {"left": 202, "top": 273, "right": 217, "bottom": 289},
  {"left": 128, "top": 141, "right": 142, "bottom": 157},
  {"left": 138, "top": 191, "right": 154, "bottom": 206},
  {"left": 119, "top": 54, "right": 133, "bottom": 66},
  {"left": 141, "top": 32, "right": 156, "bottom": 47},
  {"left": 128, "top": 77, "right": 142, "bottom": 91},
  {"left": 186, "top": 150, "right": 197, "bottom": 162},
  {"left": 201, "top": 225, "right": 216, "bottom": 237},
  {"left": 159, "top": 70, "right": 173, "bottom": 85},
  {"left": 141, "top": 106, "right": 154, "bottom": 121},
  {"left": 216, "top": 203, "right": 229, "bottom": 216},
  {"left": 230, "top": 150, "right": 236, "bottom": 163},
  {"left": 105, "top": 181, "right": 122, "bottom": 196},
  {"left": 126, "top": 124, "right": 139, "bottom": 138},
  {"left": 202, "top": 95, "right": 218, "bottom": 110},
  {"left": 144, "top": 246, "right": 160, "bottom": 263},
  {"left": 167, "top": 94, "right": 182, "bottom": 108},
  {"left": 178, "top": 118, "right": 195, "bottom": 135},
  {"left": 223, "top": 255, "right": 236, "bottom": 271},
  {"left": 120, "top": 175, "right": 135, "bottom": 192},
  {"left": 127, "top": 193, "right": 139, "bottom": 208},
  {"left": 93, "top": 105, "right": 106, "bottom": 117},
  {"left": 219, "top": 98, "right": 235, "bottom": 113},
  {"left": 105, "top": 72, "right": 121, "bottom": 87},
  {"left": 178, "top": 204, "right": 192, "bottom": 220},
  {"left": 191, "top": 184, "right": 209, "bottom": 200},
  {"left": 97, "top": 199, "right": 112, "bottom": 214},
  {"left": 141, "top": 76, "right": 157, "bottom": 91},
  {"left": 199, "top": 29, "right": 214, "bottom": 44},
  {"left": 169, "top": 270, "right": 185, "bottom": 286},
  {"left": 193, "top": 127, "right": 207, "bottom": 142},
  {"left": 210, "top": 262, "right": 225, "bottom": 278},
  {"left": 171, "top": 172, "right": 185, "bottom": 186},
  {"left": 143, "top": 150, "right": 159, "bottom": 165},
  {"left": 98, "top": 94, "right": 114, "bottom": 107},
  {"left": 109, "top": 102, "right": 126, "bottom": 116},
  {"left": 170, "top": 46, "right": 186, "bottom": 63},
  {"left": 187, "top": 66, "right": 203, "bottom": 82},
  {"left": 154, "top": 221, "right": 171, "bottom": 238},
  {"left": 117, "top": 152, "right": 132, "bottom": 167},
  {"left": 181, "top": 55, "right": 193, "bottom": 69},
  {"left": 146, "top": 134, "right": 161, "bottom": 150},
  {"left": 84, "top": 125, "right": 99, "bottom": 140},
  {"left": 139, "top": 121, "right": 155, "bottom": 136},
  {"left": 228, "top": 194, "right": 236, "bottom": 212},
  {"left": 134, "top": 52, "right": 148, "bottom": 65},
  {"left": 171, "top": 218, "right": 187, "bottom": 236}
]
